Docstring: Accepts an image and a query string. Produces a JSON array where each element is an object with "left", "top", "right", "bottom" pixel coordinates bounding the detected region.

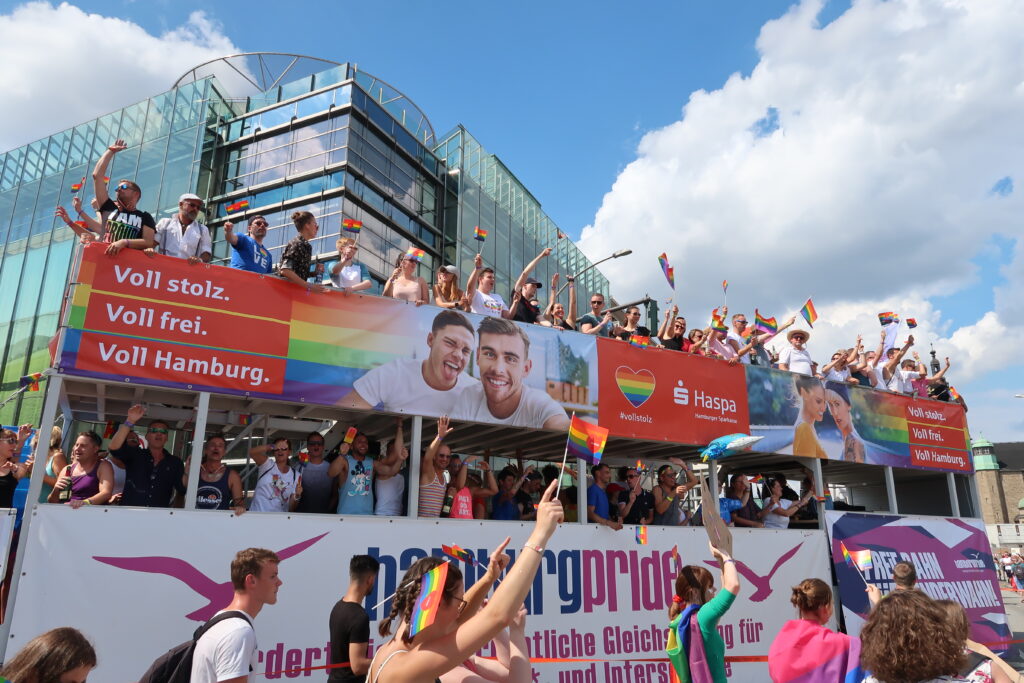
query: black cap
[{"left": 524, "top": 277, "right": 543, "bottom": 289}]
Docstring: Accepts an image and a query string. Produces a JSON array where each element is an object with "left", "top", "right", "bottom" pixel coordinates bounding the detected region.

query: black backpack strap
[{"left": 193, "top": 610, "right": 252, "bottom": 641}]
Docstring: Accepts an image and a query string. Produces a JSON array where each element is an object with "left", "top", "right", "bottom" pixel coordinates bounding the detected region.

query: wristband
[
  {"left": 123, "top": 421, "right": 135, "bottom": 428},
  {"left": 665, "top": 496, "right": 674, "bottom": 502},
  {"left": 523, "top": 543, "right": 544, "bottom": 554},
  {"left": 723, "top": 559, "right": 735, "bottom": 564},
  {"left": 85, "top": 500, "right": 93, "bottom": 506}
]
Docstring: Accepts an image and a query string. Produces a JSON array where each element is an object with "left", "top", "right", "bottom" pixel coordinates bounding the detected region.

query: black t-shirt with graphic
[
  {"left": 100, "top": 198, "right": 155, "bottom": 243},
  {"left": 328, "top": 599, "right": 371, "bottom": 683}
]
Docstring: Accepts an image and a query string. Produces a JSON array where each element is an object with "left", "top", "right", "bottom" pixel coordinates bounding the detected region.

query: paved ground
[{"left": 998, "top": 581, "right": 1024, "bottom": 671}]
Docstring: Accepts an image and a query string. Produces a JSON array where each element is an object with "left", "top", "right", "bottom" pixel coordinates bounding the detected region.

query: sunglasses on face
[
  {"left": 117, "top": 182, "right": 132, "bottom": 191},
  {"left": 308, "top": 441, "right": 324, "bottom": 447},
  {"left": 251, "top": 221, "right": 267, "bottom": 227},
  {"left": 591, "top": 300, "right": 604, "bottom": 305},
  {"left": 148, "top": 428, "right": 168, "bottom": 435}
]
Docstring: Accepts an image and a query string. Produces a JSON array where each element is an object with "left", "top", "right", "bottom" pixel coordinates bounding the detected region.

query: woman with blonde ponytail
[
  {"left": 666, "top": 542, "right": 740, "bottom": 683},
  {"left": 767, "top": 578, "right": 862, "bottom": 683}
]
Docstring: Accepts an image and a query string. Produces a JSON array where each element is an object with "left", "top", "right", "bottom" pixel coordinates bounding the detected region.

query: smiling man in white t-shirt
[
  {"left": 452, "top": 316, "right": 570, "bottom": 430},
  {"left": 339, "top": 309, "right": 479, "bottom": 414},
  {"left": 191, "top": 548, "right": 281, "bottom": 683},
  {"left": 778, "top": 329, "right": 815, "bottom": 376}
]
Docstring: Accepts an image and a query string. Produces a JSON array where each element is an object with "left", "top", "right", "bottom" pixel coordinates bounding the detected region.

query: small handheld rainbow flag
[
  {"left": 70, "top": 177, "right": 85, "bottom": 193},
  {"left": 19, "top": 372, "right": 43, "bottom": 392},
  {"left": 103, "top": 420, "right": 117, "bottom": 439},
  {"left": 906, "top": 318, "right": 917, "bottom": 329},
  {"left": 949, "top": 386, "right": 962, "bottom": 401},
  {"left": 670, "top": 544, "right": 683, "bottom": 575},
  {"left": 635, "top": 526, "right": 648, "bottom": 545},
  {"left": 629, "top": 334, "right": 650, "bottom": 349},
  {"left": 344, "top": 427, "right": 358, "bottom": 444},
  {"left": 566, "top": 415, "right": 609, "bottom": 465},
  {"left": 474, "top": 226, "right": 488, "bottom": 242},
  {"left": 226, "top": 199, "right": 250, "bottom": 213},
  {"left": 342, "top": 219, "right": 363, "bottom": 233},
  {"left": 408, "top": 562, "right": 449, "bottom": 637},
  {"left": 800, "top": 298, "right": 818, "bottom": 327},
  {"left": 754, "top": 309, "right": 778, "bottom": 335},
  {"left": 239, "top": 414, "right": 252, "bottom": 426},
  {"left": 658, "top": 253, "right": 675, "bottom": 289},
  {"left": 711, "top": 309, "right": 728, "bottom": 333},
  {"left": 722, "top": 279, "right": 729, "bottom": 294},
  {"left": 840, "top": 542, "right": 873, "bottom": 572},
  {"left": 299, "top": 451, "right": 310, "bottom": 464},
  {"left": 814, "top": 490, "right": 832, "bottom": 502},
  {"left": 877, "top": 312, "right": 899, "bottom": 326},
  {"left": 441, "top": 544, "right": 480, "bottom": 566},
  {"left": 405, "top": 247, "right": 425, "bottom": 263},
  {"left": 747, "top": 474, "right": 764, "bottom": 484}
]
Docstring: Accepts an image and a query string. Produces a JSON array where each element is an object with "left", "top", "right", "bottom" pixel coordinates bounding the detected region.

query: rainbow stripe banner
[
  {"left": 408, "top": 561, "right": 449, "bottom": 637},
  {"left": 753, "top": 309, "right": 777, "bottom": 335},
  {"left": 566, "top": 414, "right": 609, "bottom": 465},
  {"left": 405, "top": 247, "right": 426, "bottom": 262},
  {"left": 658, "top": 253, "right": 674, "bottom": 289},
  {"left": 474, "top": 226, "right": 488, "bottom": 241},
  {"left": 342, "top": 219, "right": 363, "bottom": 233},
  {"left": 635, "top": 526, "right": 648, "bottom": 545},
  {"left": 800, "top": 298, "right": 818, "bottom": 327}
]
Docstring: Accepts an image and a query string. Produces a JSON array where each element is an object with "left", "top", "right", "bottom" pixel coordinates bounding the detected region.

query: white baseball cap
[
  {"left": 178, "top": 193, "right": 204, "bottom": 205},
  {"left": 441, "top": 265, "right": 458, "bottom": 274}
]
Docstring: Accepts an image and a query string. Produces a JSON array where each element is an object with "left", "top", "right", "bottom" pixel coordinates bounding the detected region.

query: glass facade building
[{"left": 0, "top": 54, "right": 611, "bottom": 425}]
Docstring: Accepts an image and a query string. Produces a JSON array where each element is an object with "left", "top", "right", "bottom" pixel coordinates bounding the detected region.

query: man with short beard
[
  {"left": 108, "top": 404, "right": 186, "bottom": 507},
  {"left": 151, "top": 193, "right": 212, "bottom": 264},
  {"left": 225, "top": 215, "right": 273, "bottom": 274}
]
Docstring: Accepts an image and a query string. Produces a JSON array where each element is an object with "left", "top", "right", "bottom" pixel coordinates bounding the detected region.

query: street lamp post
[{"left": 554, "top": 249, "right": 632, "bottom": 298}]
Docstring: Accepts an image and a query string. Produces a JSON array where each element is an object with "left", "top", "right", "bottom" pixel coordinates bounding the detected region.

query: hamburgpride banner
[{"left": 825, "top": 511, "right": 1008, "bottom": 648}]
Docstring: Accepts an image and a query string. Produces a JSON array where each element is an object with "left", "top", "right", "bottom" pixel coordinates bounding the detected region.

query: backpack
[
  {"left": 1014, "top": 564, "right": 1024, "bottom": 580},
  {"left": 138, "top": 610, "right": 251, "bottom": 683}
]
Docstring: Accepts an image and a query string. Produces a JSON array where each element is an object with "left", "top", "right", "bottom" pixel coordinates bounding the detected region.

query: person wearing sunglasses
[
  {"left": 578, "top": 293, "right": 622, "bottom": 337},
  {"left": 151, "top": 193, "right": 212, "bottom": 265},
  {"left": 246, "top": 438, "right": 302, "bottom": 513},
  {"left": 224, "top": 214, "right": 273, "bottom": 274},
  {"left": 108, "top": 404, "right": 186, "bottom": 507},
  {"left": 92, "top": 138, "right": 157, "bottom": 255},
  {"left": 0, "top": 424, "right": 34, "bottom": 509}
]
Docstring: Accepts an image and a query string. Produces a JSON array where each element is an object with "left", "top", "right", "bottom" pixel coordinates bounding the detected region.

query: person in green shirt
[{"left": 666, "top": 542, "right": 740, "bottom": 683}]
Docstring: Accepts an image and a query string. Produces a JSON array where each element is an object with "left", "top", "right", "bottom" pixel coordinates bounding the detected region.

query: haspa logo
[
  {"left": 703, "top": 543, "right": 803, "bottom": 602},
  {"left": 673, "top": 380, "right": 737, "bottom": 415},
  {"left": 92, "top": 532, "right": 329, "bottom": 621},
  {"left": 615, "top": 366, "right": 656, "bottom": 408}
]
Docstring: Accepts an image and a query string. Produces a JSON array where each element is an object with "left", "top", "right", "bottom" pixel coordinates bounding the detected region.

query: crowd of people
[{"left": 56, "top": 141, "right": 965, "bottom": 413}]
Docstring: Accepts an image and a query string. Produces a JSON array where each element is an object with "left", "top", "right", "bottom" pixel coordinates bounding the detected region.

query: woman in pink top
[{"left": 383, "top": 250, "right": 429, "bottom": 304}]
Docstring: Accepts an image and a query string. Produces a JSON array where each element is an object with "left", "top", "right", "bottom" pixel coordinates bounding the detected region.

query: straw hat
[{"left": 787, "top": 329, "right": 811, "bottom": 342}]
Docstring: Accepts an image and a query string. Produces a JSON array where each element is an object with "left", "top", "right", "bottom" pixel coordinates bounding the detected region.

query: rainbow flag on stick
[
  {"left": 408, "top": 562, "right": 449, "bottom": 637},
  {"left": 800, "top": 298, "right": 818, "bottom": 327},
  {"left": 629, "top": 334, "right": 650, "bottom": 349},
  {"left": 103, "top": 420, "right": 117, "bottom": 439},
  {"left": 877, "top": 312, "right": 899, "bottom": 326},
  {"left": 840, "top": 542, "right": 873, "bottom": 572},
  {"left": 949, "top": 386, "right": 962, "bottom": 401},
  {"left": 670, "top": 544, "right": 683, "bottom": 575},
  {"left": 635, "top": 526, "right": 648, "bottom": 545},
  {"left": 566, "top": 415, "right": 608, "bottom": 465},
  {"left": 441, "top": 544, "right": 480, "bottom": 566},
  {"left": 226, "top": 199, "right": 250, "bottom": 213},
  {"left": 722, "top": 280, "right": 728, "bottom": 294},
  {"left": 342, "top": 219, "right": 363, "bottom": 233},
  {"left": 405, "top": 247, "right": 425, "bottom": 263},
  {"left": 753, "top": 309, "right": 778, "bottom": 335},
  {"left": 658, "top": 253, "right": 675, "bottom": 289},
  {"left": 906, "top": 318, "right": 917, "bottom": 329},
  {"left": 70, "top": 177, "right": 85, "bottom": 193},
  {"left": 474, "top": 226, "right": 488, "bottom": 242},
  {"left": 19, "top": 372, "right": 43, "bottom": 392},
  {"left": 711, "top": 309, "right": 728, "bottom": 333}
]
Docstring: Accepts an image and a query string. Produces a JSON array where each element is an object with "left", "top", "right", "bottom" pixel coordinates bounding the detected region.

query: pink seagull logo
[
  {"left": 93, "top": 532, "right": 329, "bottom": 621},
  {"left": 704, "top": 542, "right": 803, "bottom": 602}
]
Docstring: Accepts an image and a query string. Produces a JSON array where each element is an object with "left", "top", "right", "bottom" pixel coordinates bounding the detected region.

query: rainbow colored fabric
[
  {"left": 635, "top": 526, "right": 648, "bottom": 545},
  {"left": 70, "top": 177, "right": 84, "bottom": 192},
  {"left": 768, "top": 619, "right": 864, "bottom": 683},
  {"left": 840, "top": 542, "right": 872, "bottom": 572},
  {"left": 754, "top": 309, "right": 778, "bottom": 335},
  {"left": 671, "top": 544, "right": 683, "bottom": 575},
  {"left": 906, "top": 318, "right": 917, "bottom": 329},
  {"left": 629, "top": 334, "right": 650, "bottom": 349},
  {"left": 19, "top": 371, "right": 43, "bottom": 391},
  {"left": 342, "top": 219, "right": 363, "bottom": 233},
  {"left": 877, "top": 312, "right": 899, "bottom": 326},
  {"left": 409, "top": 561, "right": 449, "bottom": 637},
  {"left": 722, "top": 280, "right": 728, "bottom": 294},
  {"left": 474, "top": 226, "right": 488, "bottom": 241},
  {"left": 949, "top": 386, "right": 962, "bottom": 401},
  {"left": 658, "top": 253, "right": 675, "bottom": 289},
  {"left": 800, "top": 299, "right": 818, "bottom": 327},
  {"left": 711, "top": 309, "right": 728, "bottom": 333},
  {"left": 566, "top": 415, "right": 609, "bottom": 465},
  {"left": 441, "top": 544, "right": 479, "bottom": 566},
  {"left": 226, "top": 199, "right": 250, "bottom": 213},
  {"left": 405, "top": 247, "right": 425, "bottom": 262}
]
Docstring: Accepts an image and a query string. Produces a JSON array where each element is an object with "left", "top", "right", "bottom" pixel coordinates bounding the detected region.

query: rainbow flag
[
  {"left": 815, "top": 490, "right": 832, "bottom": 502},
  {"left": 629, "top": 334, "right": 650, "bottom": 349},
  {"left": 566, "top": 415, "right": 609, "bottom": 465},
  {"left": 474, "top": 226, "right": 488, "bottom": 241},
  {"left": 671, "top": 544, "right": 683, "bottom": 575},
  {"left": 299, "top": 451, "right": 310, "bottom": 463},
  {"left": 754, "top": 309, "right": 777, "bottom": 335},
  {"left": 635, "top": 526, "right": 648, "bottom": 545},
  {"left": 877, "top": 311, "right": 899, "bottom": 326},
  {"left": 711, "top": 309, "right": 728, "bottom": 333},
  {"left": 722, "top": 280, "right": 728, "bottom": 294},
  {"left": 747, "top": 474, "right": 764, "bottom": 484},
  {"left": 226, "top": 199, "right": 250, "bottom": 213},
  {"left": 408, "top": 561, "right": 449, "bottom": 637},
  {"left": 658, "top": 253, "right": 675, "bottom": 289},
  {"left": 769, "top": 619, "right": 863, "bottom": 683},
  {"left": 840, "top": 542, "right": 872, "bottom": 572},
  {"left": 344, "top": 427, "right": 358, "bottom": 444},
  {"left": 405, "top": 247, "right": 425, "bottom": 263},
  {"left": 949, "top": 386, "right": 961, "bottom": 401},
  {"left": 73, "top": 220, "right": 89, "bottom": 229},
  {"left": 906, "top": 318, "right": 917, "bottom": 329},
  {"left": 103, "top": 420, "right": 117, "bottom": 439},
  {"left": 70, "top": 177, "right": 85, "bottom": 193},
  {"left": 19, "top": 372, "right": 43, "bottom": 391},
  {"left": 342, "top": 219, "right": 363, "bottom": 233},
  {"left": 441, "top": 544, "right": 480, "bottom": 566},
  {"left": 800, "top": 298, "right": 818, "bottom": 327},
  {"left": 239, "top": 414, "right": 252, "bottom": 426}
]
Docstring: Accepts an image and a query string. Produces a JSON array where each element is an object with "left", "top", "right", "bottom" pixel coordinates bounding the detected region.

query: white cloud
[
  {"left": 579, "top": 0, "right": 1024, "bottom": 402},
  {"left": 0, "top": 2, "right": 240, "bottom": 151}
]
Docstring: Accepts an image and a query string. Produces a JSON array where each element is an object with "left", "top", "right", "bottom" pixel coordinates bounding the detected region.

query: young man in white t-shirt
[
  {"left": 879, "top": 335, "right": 916, "bottom": 391},
  {"left": 465, "top": 253, "right": 510, "bottom": 318},
  {"left": 726, "top": 313, "right": 751, "bottom": 364},
  {"left": 778, "top": 329, "right": 815, "bottom": 376},
  {"left": 888, "top": 358, "right": 926, "bottom": 394},
  {"left": 191, "top": 547, "right": 282, "bottom": 683}
]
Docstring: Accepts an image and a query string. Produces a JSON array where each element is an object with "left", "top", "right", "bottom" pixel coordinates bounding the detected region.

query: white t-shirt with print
[
  {"left": 887, "top": 368, "right": 919, "bottom": 394},
  {"left": 470, "top": 289, "right": 508, "bottom": 317},
  {"left": 763, "top": 498, "right": 795, "bottom": 529},
  {"left": 249, "top": 459, "right": 298, "bottom": 512},
  {"left": 779, "top": 347, "right": 814, "bottom": 376},
  {"left": 191, "top": 611, "right": 256, "bottom": 683},
  {"left": 726, "top": 329, "right": 750, "bottom": 364},
  {"left": 452, "top": 382, "right": 567, "bottom": 428},
  {"left": 351, "top": 357, "right": 478, "bottom": 414}
]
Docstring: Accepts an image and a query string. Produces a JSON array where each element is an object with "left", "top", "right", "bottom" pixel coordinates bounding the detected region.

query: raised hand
[
  {"left": 473, "top": 253, "right": 483, "bottom": 269},
  {"left": 436, "top": 415, "right": 453, "bottom": 441},
  {"left": 487, "top": 537, "right": 511, "bottom": 577},
  {"left": 535, "top": 479, "right": 565, "bottom": 538},
  {"left": 223, "top": 221, "right": 234, "bottom": 234},
  {"left": 126, "top": 404, "right": 147, "bottom": 424},
  {"left": 108, "top": 139, "right": 128, "bottom": 153}
]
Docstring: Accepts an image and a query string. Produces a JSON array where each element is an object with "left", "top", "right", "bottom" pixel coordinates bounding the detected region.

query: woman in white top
[
  {"left": 778, "top": 329, "right": 814, "bottom": 376},
  {"left": 762, "top": 476, "right": 812, "bottom": 529},
  {"left": 375, "top": 418, "right": 409, "bottom": 516},
  {"left": 330, "top": 237, "right": 372, "bottom": 292},
  {"left": 383, "top": 251, "right": 429, "bottom": 305},
  {"left": 368, "top": 481, "right": 564, "bottom": 682}
]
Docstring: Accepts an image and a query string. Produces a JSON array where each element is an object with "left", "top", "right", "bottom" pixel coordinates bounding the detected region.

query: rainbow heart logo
[{"left": 615, "top": 366, "right": 656, "bottom": 408}]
